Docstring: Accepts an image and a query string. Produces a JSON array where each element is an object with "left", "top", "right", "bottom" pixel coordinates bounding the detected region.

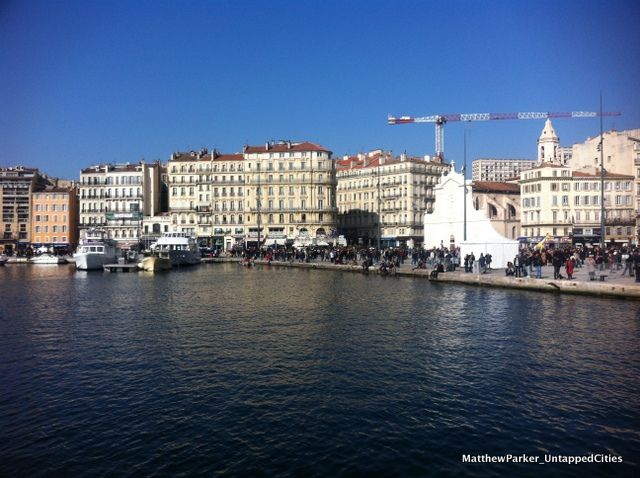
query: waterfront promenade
[{"left": 207, "top": 256, "right": 640, "bottom": 299}]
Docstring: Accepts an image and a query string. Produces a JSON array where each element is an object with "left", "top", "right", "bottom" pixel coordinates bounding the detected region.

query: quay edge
[{"left": 204, "top": 257, "right": 640, "bottom": 300}]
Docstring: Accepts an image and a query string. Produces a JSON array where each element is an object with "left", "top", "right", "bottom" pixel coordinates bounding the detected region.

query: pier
[
  {"left": 208, "top": 256, "right": 640, "bottom": 300},
  {"left": 103, "top": 263, "right": 139, "bottom": 273}
]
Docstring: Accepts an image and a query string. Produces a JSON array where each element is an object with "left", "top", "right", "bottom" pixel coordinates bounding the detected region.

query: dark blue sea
[{"left": 1, "top": 263, "right": 639, "bottom": 477}]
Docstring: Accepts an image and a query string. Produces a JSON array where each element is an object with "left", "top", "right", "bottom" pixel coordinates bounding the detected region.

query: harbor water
[{"left": 1, "top": 263, "right": 639, "bottom": 477}]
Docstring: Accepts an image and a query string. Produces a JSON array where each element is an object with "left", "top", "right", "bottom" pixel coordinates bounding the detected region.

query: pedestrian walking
[{"left": 565, "top": 257, "right": 574, "bottom": 280}]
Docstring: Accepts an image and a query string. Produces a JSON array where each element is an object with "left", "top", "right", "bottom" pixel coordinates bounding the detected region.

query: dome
[{"left": 539, "top": 118, "right": 559, "bottom": 141}]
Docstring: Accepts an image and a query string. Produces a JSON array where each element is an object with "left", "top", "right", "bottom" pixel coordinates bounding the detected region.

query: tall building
[
  {"left": 336, "top": 150, "right": 449, "bottom": 248},
  {"left": 31, "top": 183, "right": 78, "bottom": 252},
  {"left": 243, "top": 141, "right": 337, "bottom": 247},
  {"left": 570, "top": 128, "right": 640, "bottom": 176},
  {"left": 531, "top": 122, "right": 640, "bottom": 244},
  {"left": 472, "top": 158, "right": 537, "bottom": 182},
  {"left": 167, "top": 148, "right": 215, "bottom": 239},
  {"left": 0, "top": 166, "right": 47, "bottom": 254},
  {"left": 167, "top": 148, "right": 246, "bottom": 250},
  {"left": 78, "top": 161, "right": 163, "bottom": 249},
  {"left": 520, "top": 163, "right": 634, "bottom": 245}
]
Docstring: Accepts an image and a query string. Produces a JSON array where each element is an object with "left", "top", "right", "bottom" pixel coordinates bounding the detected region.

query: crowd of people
[
  {"left": 225, "top": 242, "right": 640, "bottom": 283},
  {"left": 505, "top": 245, "right": 640, "bottom": 282}
]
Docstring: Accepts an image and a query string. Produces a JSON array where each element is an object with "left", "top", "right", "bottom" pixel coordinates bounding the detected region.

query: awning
[{"left": 265, "top": 238, "right": 287, "bottom": 246}]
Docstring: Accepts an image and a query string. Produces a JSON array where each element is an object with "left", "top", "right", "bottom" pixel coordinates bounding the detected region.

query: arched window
[{"left": 489, "top": 204, "right": 498, "bottom": 218}]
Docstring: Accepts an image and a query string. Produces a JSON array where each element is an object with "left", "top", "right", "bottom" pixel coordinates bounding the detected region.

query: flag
[{"left": 535, "top": 233, "right": 551, "bottom": 250}]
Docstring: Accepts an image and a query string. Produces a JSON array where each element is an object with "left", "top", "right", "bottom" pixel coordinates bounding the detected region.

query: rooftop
[{"left": 244, "top": 141, "right": 331, "bottom": 154}]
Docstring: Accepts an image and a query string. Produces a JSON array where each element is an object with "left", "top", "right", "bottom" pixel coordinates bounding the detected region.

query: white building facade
[
  {"left": 79, "top": 161, "right": 163, "bottom": 248},
  {"left": 424, "top": 168, "right": 519, "bottom": 267},
  {"left": 472, "top": 158, "right": 537, "bottom": 182},
  {"left": 337, "top": 150, "right": 449, "bottom": 248},
  {"left": 243, "top": 141, "right": 338, "bottom": 247}
]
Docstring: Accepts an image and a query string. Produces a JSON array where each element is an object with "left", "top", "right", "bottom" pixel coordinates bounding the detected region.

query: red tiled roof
[
  {"left": 169, "top": 152, "right": 211, "bottom": 162},
  {"left": 336, "top": 153, "right": 383, "bottom": 171},
  {"left": 472, "top": 181, "right": 520, "bottom": 193},
  {"left": 336, "top": 153, "right": 449, "bottom": 172},
  {"left": 213, "top": 153, "right": 243, "bottom": 162},
  {"left": 244, "top": 141, "right": 331, "bottom": 154}
]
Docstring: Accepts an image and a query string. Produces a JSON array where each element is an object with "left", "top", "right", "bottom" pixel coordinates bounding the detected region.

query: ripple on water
[{"left": 0, "top": 264, "right": 639, "bottom": 477}]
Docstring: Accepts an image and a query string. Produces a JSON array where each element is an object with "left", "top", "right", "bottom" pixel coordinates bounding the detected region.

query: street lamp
[
  {"left": 463, "top": 128, "right": 468, "bottom": 242},
  {"left": 257, "top": 166, "right": 261, "bottom": 252},
  {"left": 377, "top": 163, "right": 381, "bottom": 251},
  {"left": 599, "top": 94, "right": 606, "bottom": 250}
]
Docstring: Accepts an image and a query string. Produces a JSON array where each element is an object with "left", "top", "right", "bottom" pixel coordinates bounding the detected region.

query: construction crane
[{"left": 388, "top": 111, "right": 622, "bottom": 160}]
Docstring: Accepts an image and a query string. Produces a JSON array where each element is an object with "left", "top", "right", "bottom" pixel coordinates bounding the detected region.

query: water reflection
[{"left": 1, "top": 263, "right": 639, "bottom": 476}]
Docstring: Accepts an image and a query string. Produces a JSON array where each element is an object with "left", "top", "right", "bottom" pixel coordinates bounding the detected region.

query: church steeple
[{"left": 537, "top": 118, "right": 560, "bottom": 164}]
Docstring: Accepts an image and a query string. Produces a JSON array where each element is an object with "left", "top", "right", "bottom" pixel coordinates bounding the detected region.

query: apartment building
[
  {"left": 0, "top": 166, "right": 48, "bottom": 254},
  {"left": 31, "top": 184, "right": 78, "bottom": 251},
  {"left": 336, "top": 150, "right": 449, "bottom": 248},
  {"left": 78, "top": 161, "right": 163, "bottom": 248},
  {"left": 167, "top": 148, "right": 245, "bottom": 250},
  {"left": 570, "top": 128, "right": 640, "bottom": 176},
  {"left": 243, "top": 141, "right": 337, "bottom": 247},
  {"left": 472, "top": 158, "right": 537, "bottom": 182},
  {"left": 520, "top": 164, "right": 634, "bottom": 245}
]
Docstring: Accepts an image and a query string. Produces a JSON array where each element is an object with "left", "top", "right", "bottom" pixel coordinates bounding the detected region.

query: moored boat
[
  {"left": 149, "top": 232, "right": 201, "bottom": 266},
  {"left": 31, "top": 253, "right": 68, "bottom": 265},
  {"left": 73, "top": 228, "right": 119, "bottom": 270},
  {"left": 138, "top": 251, "right": 172, "bottom": 272}
]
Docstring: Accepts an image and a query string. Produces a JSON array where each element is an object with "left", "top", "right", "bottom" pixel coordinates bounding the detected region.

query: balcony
[{"left": 605, "top": 217, "right": 635, "bottom": 226}]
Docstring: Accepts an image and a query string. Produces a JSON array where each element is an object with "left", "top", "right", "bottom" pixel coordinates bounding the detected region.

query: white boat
[
  {"left": 0, "top": 255, "right": 7, "bottom": 265},
  {"left": 149, "top": 232, "right": 201, "bottom": 266},
  {"left": 73, "top": 228, "right": 119, "bottom": 270},
  {"left": 31, "top": 253, "right": 68, "bottom": 265},
  {"left": 138, "top": 251, "right": 172, "bottom": 272}
]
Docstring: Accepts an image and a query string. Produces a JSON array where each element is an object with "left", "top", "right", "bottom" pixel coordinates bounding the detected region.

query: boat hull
[
  {"left": 140, "top": 255, "right": 172, "bottom": 272},
  {"left": 74, "top": 252, "right": 118, "bottom": 270},
  {"left": 31, "top": 254, "right": 68, "bottom": 265},
  {"left": 168, "top": 250, "right": 201, "bottom": 266}
]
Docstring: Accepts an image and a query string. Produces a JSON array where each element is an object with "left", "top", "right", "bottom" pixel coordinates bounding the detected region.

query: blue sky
[{"left": 1, "top": 0, "right": 639, "bottom": 179}]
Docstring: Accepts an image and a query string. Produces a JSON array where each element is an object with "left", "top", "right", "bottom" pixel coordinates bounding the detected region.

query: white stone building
[
  {"left": 520, "top": 163, "right": 635, "bottom": 245},
  {"left": 242, "top": 141, "right": 338, "bottom": 247},
  {"left": 424, "top": 168, "right": 519, "bottom": 267},
  {"left": 78, "top": 161, "right": 163, "bottom": 248},
  {"left": 472, "top": 158, "right": 537, "bottom": 182},
  {"left": 336, "top": 150, "right": 449, "bottom": 248}
]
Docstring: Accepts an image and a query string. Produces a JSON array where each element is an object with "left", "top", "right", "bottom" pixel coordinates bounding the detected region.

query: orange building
[{"left": 31, "top": 185, "right": 79, "bottom": 253}]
